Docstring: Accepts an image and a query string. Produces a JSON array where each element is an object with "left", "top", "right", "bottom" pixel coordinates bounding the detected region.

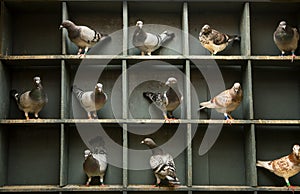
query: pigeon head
[
  {"left": 278, "top": 21, "right": 287, "bottom": 30},
  {"left": 232, "top": 82, "right": 241, "bottom": 93},
  {"left": 84, "top": 149, "right": 92, "bottom": 159},
  {"left": 33, "top": 76, "right": 41, "bottom": 85},
  {"left": 141, "top": 138, "right": 157, "bottom": 148},
  {"left": 293, "top": 145, "right": 300, "bottom": 157},
  {"left": 95, "top": 83, "right": 103, "bottom": 93},
  {"left": 60, "top": 20, "right": 75, "bottom": 30},
  {"left": 165, "top": 77, "right": 177, "bottom": 86},
  {"left": 136, "top": 21, "right": 144, "bottom": 29},
  {"left": 200, "top": 24, "right": 211, "bottom": 36}
]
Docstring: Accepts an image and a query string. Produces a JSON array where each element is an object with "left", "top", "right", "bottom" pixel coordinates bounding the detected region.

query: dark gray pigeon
[
  {"left": 11, "top": 76, "right": 48, "bottom": 120},
  {"left": 141, "top": 138, "right": 180, "bottom": 187},
  {"left": 199, "top": 24, "right": 240, "bottom": 55},
  {"left": 83, "top": 148, "right": 107, "bottom": 186},
  {"left": 60, "top": 20, "right": 110, "bottom": 55},
  {"left": 143, "top": 77, "right": 183, "bottom": 121},
  {"left": 72, "top": 83, "right": 107, "bottom": 119},
  {"left": 199, "top": 82, "right": 242, "bottom": 122},
  {"left": 133, "top": 21, "right": 175, "bottom": 56},
  {"left": 273, "top": 21, "right": 299, "bottom": 61}
]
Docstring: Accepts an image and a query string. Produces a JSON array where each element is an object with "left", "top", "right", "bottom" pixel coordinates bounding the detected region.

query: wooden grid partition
[{"left": 0, "top": 1, "right": 300, "bottom": 193}]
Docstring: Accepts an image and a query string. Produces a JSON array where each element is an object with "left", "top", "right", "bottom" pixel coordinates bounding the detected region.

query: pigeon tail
[
  {"left": 256, "top": 160, "right": 273, "bottom": 171},
  {"left": 228, "top": 35, "right": 241, "bottom": 42},
  {"left": 72, "top": 85, "right": 84, "bottom": 101},
  {"left": 199, "top": 101, "right": 215, "bottom": 109},
  {"left": 143, "top": 91, "right": 156, "bottom": 101},
  {"left": 10, "top": 90, "right": 20, "bottom": 104},
  {"left": 159, "top": 31, "right": 175, "bottom": 45}
]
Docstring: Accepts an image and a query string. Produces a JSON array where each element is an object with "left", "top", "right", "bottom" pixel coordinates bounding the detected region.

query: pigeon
[
  {"left": 199, "top": 24, "right": 240, "bottom": 55},
  {"left": 83, "top": 148, "right": 107, "bottom": 186},
  {"left": 143, "top": 77, "right": 183, "bottom": 121},
  {"left": 199, "top": 82, "right": 242, "bottom": 121},
  {"left": 256, "top": 144, "right": 300, "bottom": 191},
  {"left": 72, "top": 83, "right": 107, "bottom": 119},
  {"left": 273, "top": 21, "right": 299, "bottom": 62},
  {"left": 10, "top": 76, "right": 48, "bottom": 120},
  {"left": 133, "top": 21, "right": 175, "bottom": 56},
  {"left": 59, "top": 20, "right": 110, "bottom": 55},
  {"left": 141, "top": 138, "right": 180, "bottom": 187}
]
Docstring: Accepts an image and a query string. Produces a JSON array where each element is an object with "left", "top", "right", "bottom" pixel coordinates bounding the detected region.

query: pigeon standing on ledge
[
  {"left": 83, "top": 148, "right": 107, "bottom": 186},
  {"left": 273, "top": 21, "right": 299, "bottom": 62},
  {"left": 60, "top": 20, "right": 110, "bottom": 55},
  {"left": 141, "top": 138, "right": 180, "bottom": 187},
  {"left": 133, "top": 20, "right": 175, "bottom": 56},
  {"left": 72, "top": 83, "right": 107, "bottom": 119},
  {"left": 199, "top": 82, "right": 242, "bottom": 122},
  {"left": 199, "top": 24, "right": 240, "bottom": 55},
  {"left": 257, "top": 144, "right": 300, "bottom": 192},
  {"left": 11, "top": 76, "right": 48, "bottom": 120},
  {"left": 143, "top": 77, "right": 183, "bottom": 122}
]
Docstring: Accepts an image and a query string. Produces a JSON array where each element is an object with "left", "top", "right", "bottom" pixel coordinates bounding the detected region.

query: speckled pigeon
[
  {"left": 273, "top": 21, "right": 299, "bottom": 61},
  {"left": 133, "top": 21, "right": 175, "bottom": 56},
  {"left": 141, "top": 138, "right": 180, "bottom": 187},
  {"left": 199, "top": 24, "right": 240, "bottom": 55},
  {"left": 83, "top": 148, "right": 107, "bottom": 186},
  {"left": 143, "top": 77, "right": 183, "bottom": 121},
  {"left": 10, "top": 76, "right": 48, "bottom": 120},
  {"left": 60, "top": 20, "right": 110, "bottom": 55},
  {"left": 199, "top": 82, "right": 242, "bottom": 121},
  {"left": 257, "top": 144, "right": 300, "bottom": 191},
  {"left": 72, "top": 83, "right": 107, "bottom": 119}
]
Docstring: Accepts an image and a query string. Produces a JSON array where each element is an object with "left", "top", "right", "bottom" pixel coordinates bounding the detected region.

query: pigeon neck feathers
[
  {"left": 29, "top": 84, "right": 46, "bottom": 101},
  {"left": 133, "top": 26, "right": 147, "bottom": 46}
]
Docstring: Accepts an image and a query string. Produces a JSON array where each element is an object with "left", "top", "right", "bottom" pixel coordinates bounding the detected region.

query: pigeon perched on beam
[
  {"left": 141, "top": 138, "right": 180, "bottom": 187},
  {"left": 133, "top": 20, "right": 175, "bottom": 56},
  {"left": 199, "top": 24, "right": 240, "bottom": 55},
  {"left": 10, "top": 76, "right": 48, "bottom": 120},
  {"left": 273, "top": 21, "right": 299, "bottom": 62},
  {"left": 72, "top": 83, "right": 107, "bottom": 119},
  {"left": 83, "top": 148, "right": 107, "bottom": 186},
  {"left": 257, "top": 144, "right": 300, "bottom": 192},
  {"left": 199, "top": 82, "right": 242, "bottom": 122},
  {"left": 143, "top": 77, "right": 183, "bottom": 122},
  {"left": 60, "top": 20, "right": 110, "bottom": 56}
]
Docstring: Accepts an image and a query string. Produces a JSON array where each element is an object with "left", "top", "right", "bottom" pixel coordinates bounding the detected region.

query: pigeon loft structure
[{"left": 0, "top": 1, "right": 300, "bottom": 193}]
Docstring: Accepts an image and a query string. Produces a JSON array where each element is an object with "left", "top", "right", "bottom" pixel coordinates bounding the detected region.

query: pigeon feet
[
  {"left": 291, "top": 53, "right": 296, "bottom": 62},
  {"left": 288, "top": 185, "right": 295, "bottom": 194}
]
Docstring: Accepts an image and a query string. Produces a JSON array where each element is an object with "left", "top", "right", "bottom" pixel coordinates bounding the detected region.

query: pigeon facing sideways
[
  {"left": 141, "top": 138, "right": 180, "bottom": 187},
  {"left": 83, "top": 148, "right": 107, "bottom": 186},
  {"left": 133, "top": 21, "right": 175, "bottom": 56},
  {"left": 60, "top": 20, "right": 110, "bottom": 55},
  {"left": 199, "top": 82, "right": 242, "bottom": 121},
  {"left": 199, "top": 24, "right": 240, "bottom": 55},
  {"left": 143, "top": 77, "right": 183, "bottom": 122},
  {"left": 256, "top": 144, "right": 300, "bottom": 191},
  {"left": 273, "top": 21, "right": 299, "bottom": 61},
  {"left": 11, "top": 76, "right": 48, "bottom": 120},
  {"left": 72, "top": 83, "right": 107, "bottom": 119}
]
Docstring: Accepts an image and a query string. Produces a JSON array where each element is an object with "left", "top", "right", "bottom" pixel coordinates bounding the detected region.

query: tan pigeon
[
  {"left": 199, "top": 82, "right": 242, "bottom": 121},
  {"left": 257, "top": 144, "right": 300, "bottom": 191},
  {"left": 199, "top": 24, "right": 240, "bottom": 55}
]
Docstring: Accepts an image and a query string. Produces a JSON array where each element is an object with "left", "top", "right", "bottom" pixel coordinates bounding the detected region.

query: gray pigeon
[
  {"left": 133, "top": 21, "right": 175, "bottom": 56},
  {"left": 199, "top": 24, "right": 240, "bottom": 55},
  {"left": 273, "top": 21, "right": 299, "bottom": 61},
  {"left": 60, "top": 20, "right": 110, "bottom": 55},
  {"left": 83, "top": 148, "right": 107, "bottom": 186},
  {"left": 141, "top": 138, "right": 180, "bottom": 187},
  {"left": 143, "top": 77, "right": 183, "bottom": 121},
  {"left": 72, "top": 83, "right": 107, "bottom": 119},
  {"left": 10, "top": 76, "right": 48, "bottom": 120},
  {"left": 199, "top": 82, "right": 242, "bottom": 121}
]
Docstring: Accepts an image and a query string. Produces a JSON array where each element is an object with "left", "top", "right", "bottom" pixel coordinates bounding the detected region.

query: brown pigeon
[
  {"left": 199, "top": 24, "right": 240, "bottom": 55},
  {"left": 273, "top": 21, "right": 299, "bottom": 62},
  {"left": 199, "top": 82, "right": 242, "bottom": 121},
  {"left": 10, "top": 76, "right": 48, "bottom": 120},
  {"left": 257, "top": 144, "right": 300, "bottom": 191},
  {"left": 141, "top": 138, "right": 180, "bottom": 187},
  {"left": 143, "top": 77, "right": 183, "bottom": 122}
]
